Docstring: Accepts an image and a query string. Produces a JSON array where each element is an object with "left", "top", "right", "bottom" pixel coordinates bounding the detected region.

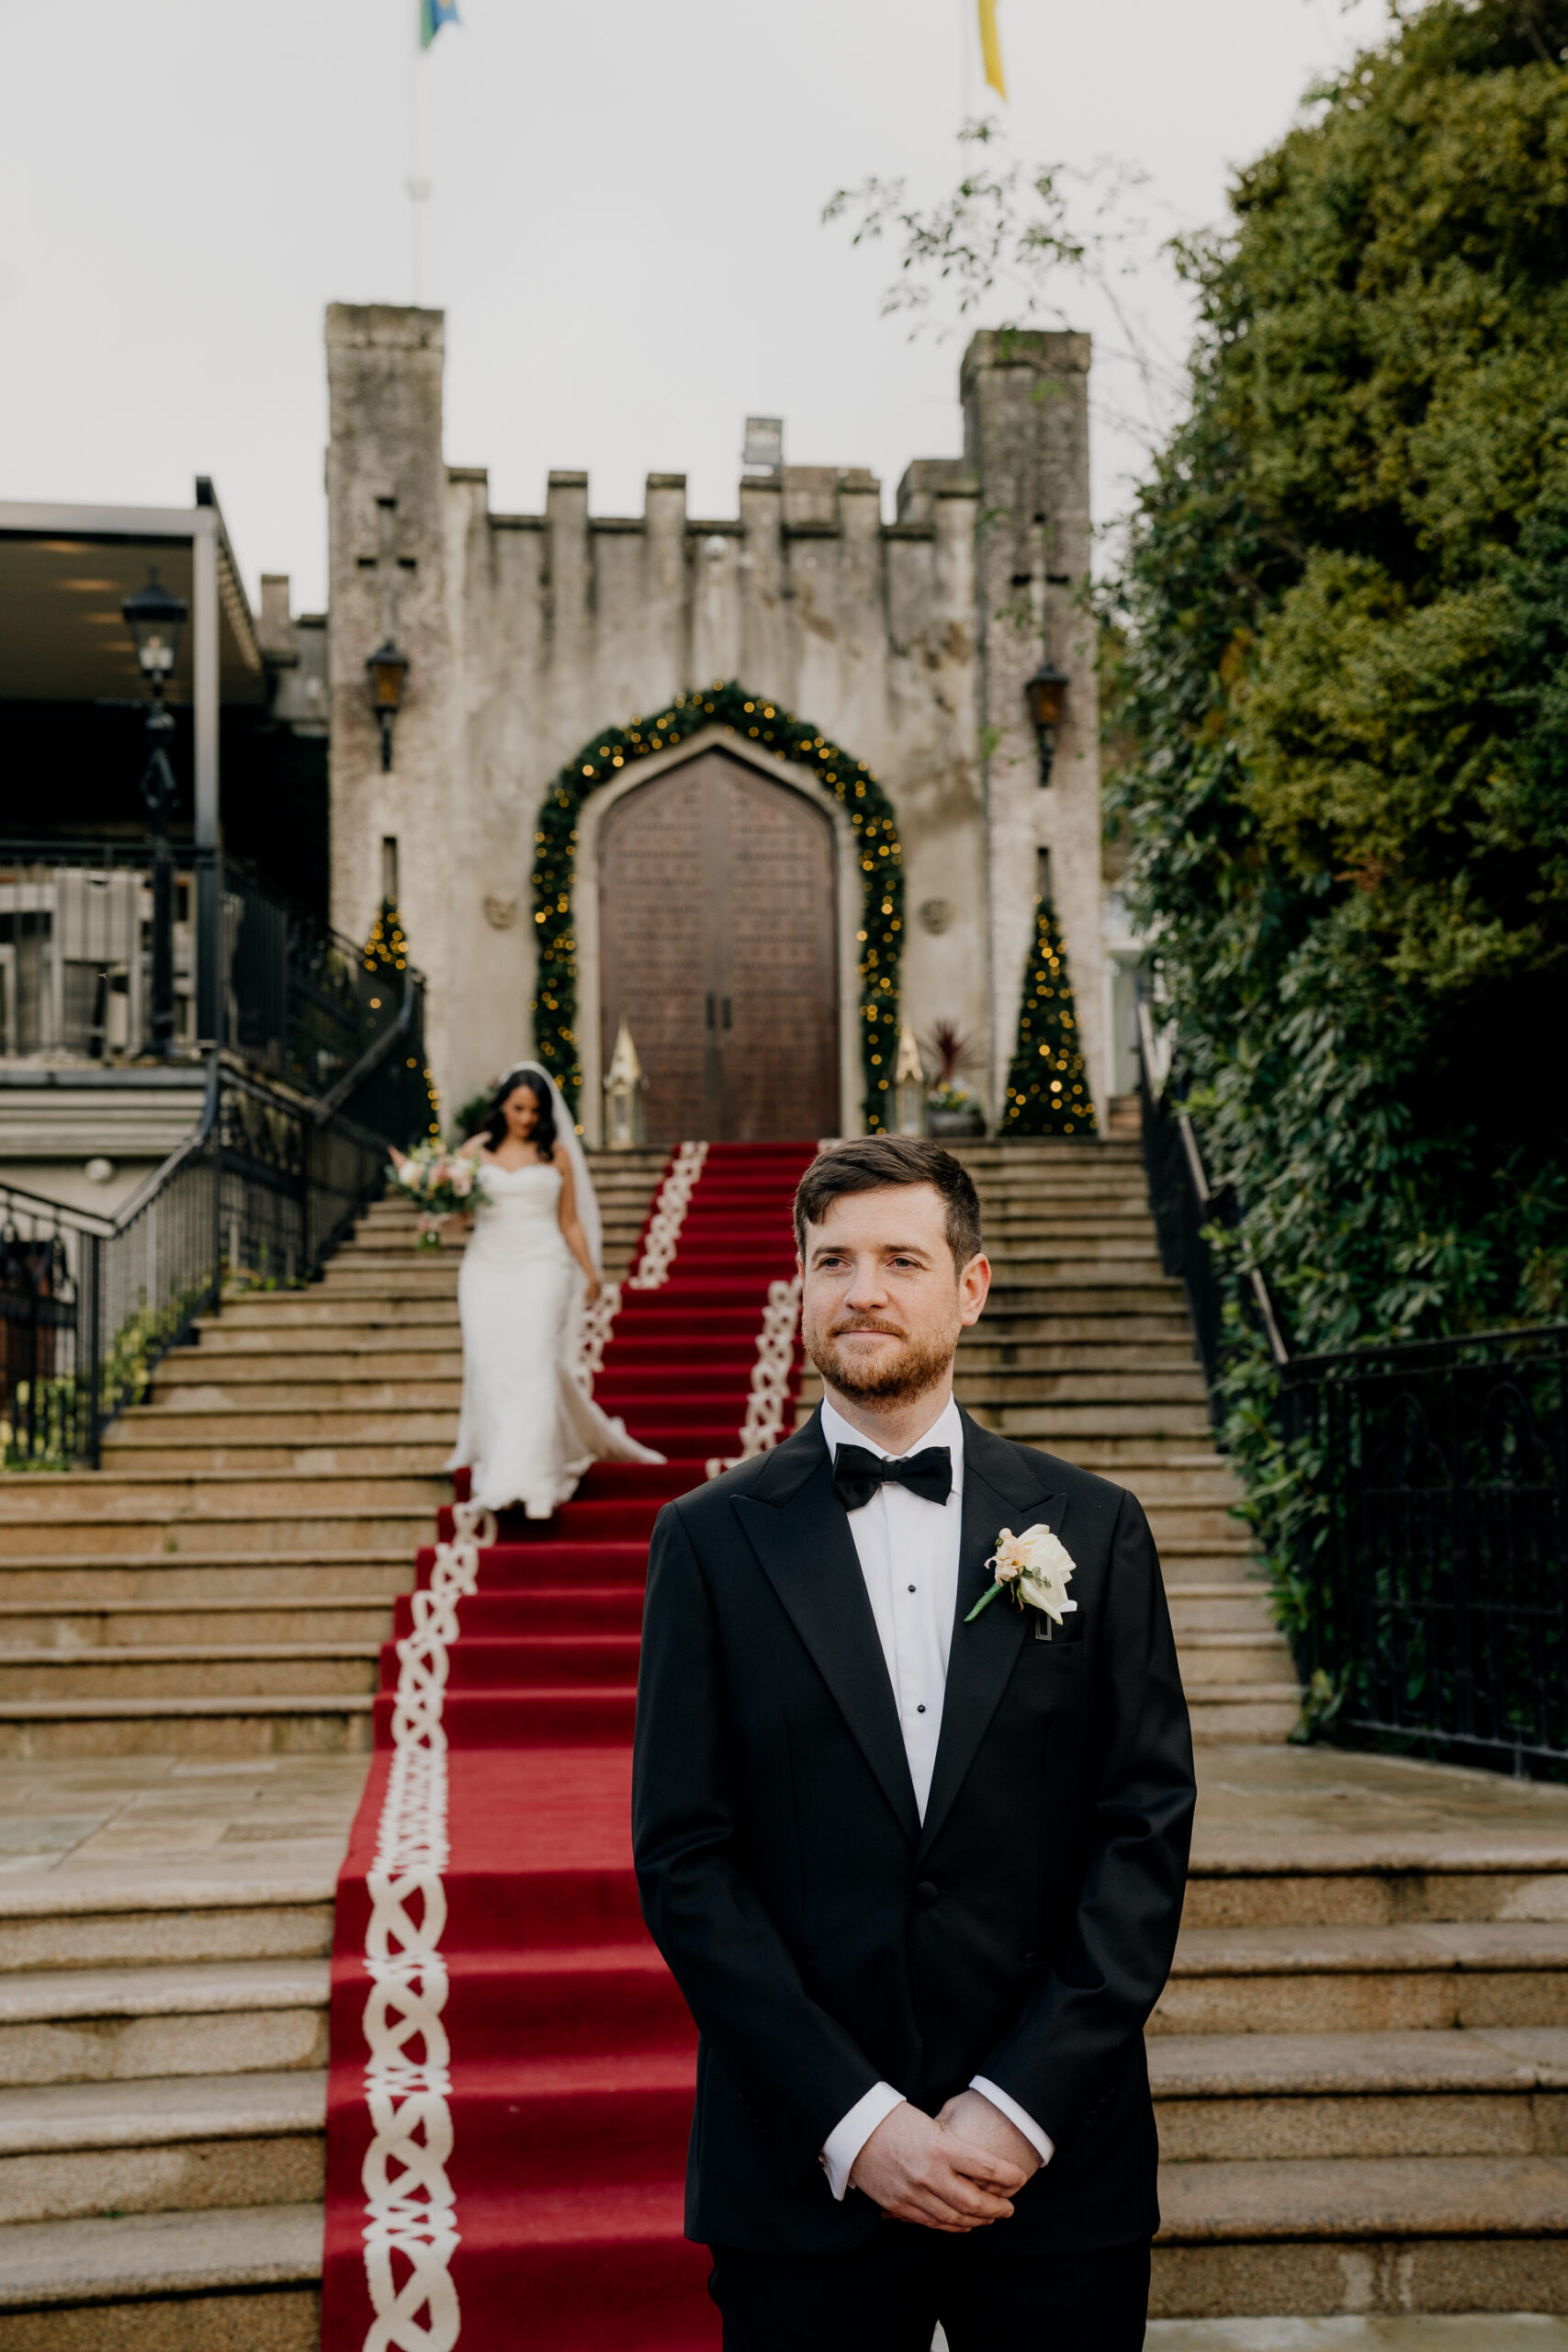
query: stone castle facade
[{"left": 324, "top": 302, "right": 1118, "bottom": 1142}]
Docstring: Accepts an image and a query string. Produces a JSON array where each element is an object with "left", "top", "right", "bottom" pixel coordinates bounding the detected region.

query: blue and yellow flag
[
  {"left": 420, "top": 0, "right": 459, "bottom": 51},
  {"left": 977, "top": 0, "right": 1006, "bottom": 99}
]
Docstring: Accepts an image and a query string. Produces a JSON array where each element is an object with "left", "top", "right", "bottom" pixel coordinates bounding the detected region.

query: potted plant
[{"left": 920, "top": 1021, "right": 987, "bottom": 1138}]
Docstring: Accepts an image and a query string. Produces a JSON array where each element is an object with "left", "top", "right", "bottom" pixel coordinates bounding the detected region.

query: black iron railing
[
  {"left": 0, "top": 1018, "right": 428, "bottom": 1468},
  {"left": 0, "top": 838, "right": 403, "bottom": 1091},
  {"left": 1289, "top": 1325, "right": 1568, "bottom": 1771},
  {"left": 1134, "top": 986, "right": 1288, "bottom": 1408},
  {"left": 1132, "top": 979, "right": 1568, "bottom": 1772}
]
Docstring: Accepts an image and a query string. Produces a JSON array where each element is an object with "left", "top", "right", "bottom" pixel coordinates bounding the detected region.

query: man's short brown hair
[{"left": 794, "top": 1136, "right": 983, "bottom": 1273}]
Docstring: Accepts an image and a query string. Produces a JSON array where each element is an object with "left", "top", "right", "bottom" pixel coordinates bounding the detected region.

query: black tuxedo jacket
[{"left": 631, "top": 1408, "right": 1195, "bottom": 2254}]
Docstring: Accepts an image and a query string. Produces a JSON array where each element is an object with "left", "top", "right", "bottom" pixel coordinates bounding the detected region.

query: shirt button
[
  {"left": 917, "top": 1703, "right": 927, "bottom": 1714},
  {"left": 908, "top": 1585, "right": 917, "bottom": 1594}
]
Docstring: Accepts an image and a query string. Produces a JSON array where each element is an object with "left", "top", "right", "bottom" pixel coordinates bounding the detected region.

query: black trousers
[{"left": 708, "top": 2227, "right": 1151, "bottom": 2352}]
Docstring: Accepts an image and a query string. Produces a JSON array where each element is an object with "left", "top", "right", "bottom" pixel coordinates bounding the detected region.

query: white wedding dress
[{"left": 445, "top": 1154, "right": 663, "bottom": 1518}]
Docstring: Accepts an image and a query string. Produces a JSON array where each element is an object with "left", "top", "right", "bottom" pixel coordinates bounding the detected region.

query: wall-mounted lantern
[
  {"left": 603, "top": 1018, "right": 649, "bottom": 1149},
  {"left": 1024, "top": 659, "right": 1071, "bottom": 787},
  {"left": 366, "top": 639, "right": 410, "bottom": 773}
]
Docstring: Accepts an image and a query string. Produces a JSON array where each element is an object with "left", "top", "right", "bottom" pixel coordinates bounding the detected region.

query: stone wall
[{"left": 324, "top": 306, "right": 1105, "bottom": 1138}]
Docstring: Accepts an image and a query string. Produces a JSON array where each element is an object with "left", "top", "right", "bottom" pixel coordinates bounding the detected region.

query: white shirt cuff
[
  {"left": 819, "top": 2081, "right": 907, "bottom": 2201},
  {"left": 969, "top": 2076, "right": 1055, "bottom": 2166}
]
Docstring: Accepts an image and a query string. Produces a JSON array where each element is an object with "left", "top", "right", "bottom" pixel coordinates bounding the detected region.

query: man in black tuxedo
[{"left": 633, "top": 1137, "right": 1194, "bottom": 2349}]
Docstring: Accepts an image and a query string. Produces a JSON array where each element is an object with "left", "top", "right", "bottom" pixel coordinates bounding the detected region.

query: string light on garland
[
  {"left": 362, "top": 898, "right": 440, "bottom": 1137},
  {"left": 530, "top": 681, "right": 903, "bottom": 1130},
  {"left": 999, "top": 894, "right": 1098, "bottom": 1137}
]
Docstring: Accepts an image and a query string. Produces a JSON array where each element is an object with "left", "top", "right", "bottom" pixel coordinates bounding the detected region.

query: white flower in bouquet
[{"left": 388, "top": 1142, "right": 490, "bottom": 1246}]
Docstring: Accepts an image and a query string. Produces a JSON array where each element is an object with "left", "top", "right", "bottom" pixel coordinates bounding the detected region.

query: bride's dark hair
[{"left": 484, "top": 1068, "right": 557, "bottom": 1160}]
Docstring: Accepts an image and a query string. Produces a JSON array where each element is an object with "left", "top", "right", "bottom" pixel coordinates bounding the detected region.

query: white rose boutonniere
[{"left": 964, "top": 1523, "right": 1078, "bottom": 1635}]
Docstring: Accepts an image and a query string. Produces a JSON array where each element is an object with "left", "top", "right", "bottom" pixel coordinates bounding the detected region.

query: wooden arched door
[{"left": 599, "top": 749, "right": 839, "bottom": 1144}]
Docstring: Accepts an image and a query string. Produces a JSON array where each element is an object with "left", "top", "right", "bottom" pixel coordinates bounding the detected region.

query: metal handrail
[
  {"left": 1, "top": 1011, "right": 429, "bottom": 1467},
  {"left": 313, "top": 962, "right": 418, "bottom": 1124}
]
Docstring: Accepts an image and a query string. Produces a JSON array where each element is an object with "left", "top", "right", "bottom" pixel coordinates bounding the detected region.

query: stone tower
[{"left": 324, "top": 306, "right": 1107, "bottom": 1141}]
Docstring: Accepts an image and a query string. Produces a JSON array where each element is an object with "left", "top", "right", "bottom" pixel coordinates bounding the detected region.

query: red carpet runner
[{"left": 323, "top": 1141, "right": 816, "bottom": 2351}]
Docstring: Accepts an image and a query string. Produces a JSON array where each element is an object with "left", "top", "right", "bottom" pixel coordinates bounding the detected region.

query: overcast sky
[{"left": 3, "top": 0, "right": 1387, "bottom": 612}]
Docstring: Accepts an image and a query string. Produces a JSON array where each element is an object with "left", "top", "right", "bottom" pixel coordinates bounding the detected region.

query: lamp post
[
  {"left": 121, "top": 567, "right": 188, "bottom": 1059},
  {"left": 1024, "top": 659, "right": 1071, "bottom": 787},
  {"left": 367, "top": 639, "right": 410, "bottom": 773}
]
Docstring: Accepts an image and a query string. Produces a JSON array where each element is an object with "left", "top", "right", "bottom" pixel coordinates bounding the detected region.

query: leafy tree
[
  {"left": 1101, "top": 0, "right": 1568, "bottom": 1635},
  {"left": 1107, "top": 0, "right": 1568, "bottom": 1372}
]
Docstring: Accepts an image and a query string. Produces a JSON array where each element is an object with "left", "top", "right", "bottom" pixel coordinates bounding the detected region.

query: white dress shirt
[{"left": 816, "top": 1394, "right": 1055, "bottom": 2199}]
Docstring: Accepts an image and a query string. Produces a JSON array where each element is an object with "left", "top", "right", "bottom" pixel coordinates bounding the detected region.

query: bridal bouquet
[{"left": 393, "top": 1144, "right": 489, "bottom": 1248}]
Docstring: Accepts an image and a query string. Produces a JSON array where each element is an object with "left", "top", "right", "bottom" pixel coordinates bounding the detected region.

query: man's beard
[{"left": 804, "top": 1316, "right": 957, "bottom": 1408}]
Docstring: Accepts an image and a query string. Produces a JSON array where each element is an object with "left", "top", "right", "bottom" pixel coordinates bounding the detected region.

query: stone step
[
  {"left": 1151, "top": 2027, "right": 1568, "bottom": 2163},
  {"left": 961, "top": 1317, "right": 1196, "bottom": 1345},
  {"left": 318, "top": 1267, "right": 460, "bottom": 1292},
  {"left": 0, "top": 1645, "right": 380, "bottom": 1701},
  {"left": 130, "top": 1390, "right": 463, "bottom": 1420},
  {"left": 0, "top": 1697, "right": 373, "bottom": 1758},
  {"left": 0, "top": 1508, "right": 435, "bottom": 1558},
  {"left": 980, "top": 1404, "right": 1215, "bottom": 1438},
  {"left": 0, "top": 2203, "right": 322, "bottom": 2343},
  {"left": 959, "top": 1372, "right": 1211, "bottom": 1404},
  {"left": 1151, "top": 2152, "right": 1568, "bottom": 2319},
  {"left": 0, "top": 1552, "right": 412, "bottom": 1605},
  {"left": 0, "top": 1960, "right": 331, "bottom": 2086},
  {"left": 157, "top": 1346, "right": 464, "bottom": 1381},
  {"left": 0, "top": 1878, "right": 337, "bottom": 1978},
  {"left": 0, "top": 1600, "right": 393, "bottom": 1648},
  {"left": 97, "top": 1442, "right": 457, "bottom": 1476},
  {"left": 0, "top": 2067, "right": 325, "bottom": 2225},
  {"left": 1156, "top": 1924, "right": 1568, "bottom": 2037},
  {"left": 953, "top": 1343, "right": 1201, "bottom": 1372},
  {"left": 1177, "top": 1634, "right": 1296, "bottom": 1687},
  {"left": 1168, "top": 1591, "right": 1280, "bottom": 1634},
  {"left": 1187, "top": 1688, "right": 1303, "bottom": 1742},
  {"left": 108, "top": 1409, "right": 456, "bottom": 1443},
  {"left": 986, "top": 1267, "right": 1183, "bottom": 1293},
  {"left": 0, "top": 1469, "right": 447, "bottom": 1521},
  {"left": 198, "top": 1296, "right": 459, "bottom": 1329},
  {"left": 1183, "top": 1860, "right": 1568, "bottom": 1936}
]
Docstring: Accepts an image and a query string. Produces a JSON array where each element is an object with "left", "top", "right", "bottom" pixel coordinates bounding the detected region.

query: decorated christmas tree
[
  {"left": 361, "top": 899, "right": 440, "bottom": 1139},
  {"left": 361, "top": 899, "right": 410, "bottom": 977},
  {"left": 1000, "top": 896, "right": 1097, "bottom": 1137}
]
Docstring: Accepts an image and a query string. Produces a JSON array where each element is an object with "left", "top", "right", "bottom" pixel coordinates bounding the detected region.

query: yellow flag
[{"left": 977, "top": 0, "right": 1007, "bottom": 99}]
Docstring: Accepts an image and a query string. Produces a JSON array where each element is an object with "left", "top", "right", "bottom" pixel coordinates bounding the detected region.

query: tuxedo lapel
[
  {"left": 731, "top": 1416, "right": 921, "bottom": 1844},
  {"left": 918, "top": 1414, "right": 1066, "bottom": 1861}
]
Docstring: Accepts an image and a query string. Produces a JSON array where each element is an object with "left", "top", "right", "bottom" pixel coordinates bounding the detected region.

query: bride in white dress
[{"left": 418, "top": 1062, "right": 662, "bottom": 1518}]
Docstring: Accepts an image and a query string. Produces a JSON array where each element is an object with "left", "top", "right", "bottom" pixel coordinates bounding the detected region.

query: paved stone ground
[
  {"left": 1190, "top": 1742, "right": 1568, "bottom": 1874},
  {"left": 6, "top": 1736, "right": 1568, "bottom": 1905},
  {"left": 0, "top": 1752, "right": 367, "bottom": 1896}
]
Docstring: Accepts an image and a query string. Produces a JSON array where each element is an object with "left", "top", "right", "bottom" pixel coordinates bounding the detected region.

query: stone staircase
[
  {"left": 3, "top": 1136, "right": 1565, "bottom": 2341},
  {"left": 0, "top": 1149, "right": 666, "bottom": 2346},
  {"left": 1150, "top": 1742, "right": 1568, "bottom": 2322},
  {"left": 797, "top": 1136, "right": 1300, "bottom": 1744}
]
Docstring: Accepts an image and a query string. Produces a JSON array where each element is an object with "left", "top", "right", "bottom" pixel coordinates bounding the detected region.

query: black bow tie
[{"left": 832, "top": 1442, "right": 953, "bottom": 1514}]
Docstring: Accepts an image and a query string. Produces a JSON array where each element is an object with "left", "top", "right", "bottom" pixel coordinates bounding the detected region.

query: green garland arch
[{"left": 530, "top": 682, "right": 904, "bottom": 1131}]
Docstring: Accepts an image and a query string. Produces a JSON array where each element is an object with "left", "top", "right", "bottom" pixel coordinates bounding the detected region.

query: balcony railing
[
  {"left": 0, "top": 840, "right": 403, "bottom": 1094},
  {"left": 0, "top": 1033, "right": 429, "bottom": 1469}
]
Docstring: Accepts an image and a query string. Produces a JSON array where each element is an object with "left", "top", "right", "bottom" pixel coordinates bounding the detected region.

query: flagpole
[{"left": 410, "top": 3, "right": 432, "bottom": 306}]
